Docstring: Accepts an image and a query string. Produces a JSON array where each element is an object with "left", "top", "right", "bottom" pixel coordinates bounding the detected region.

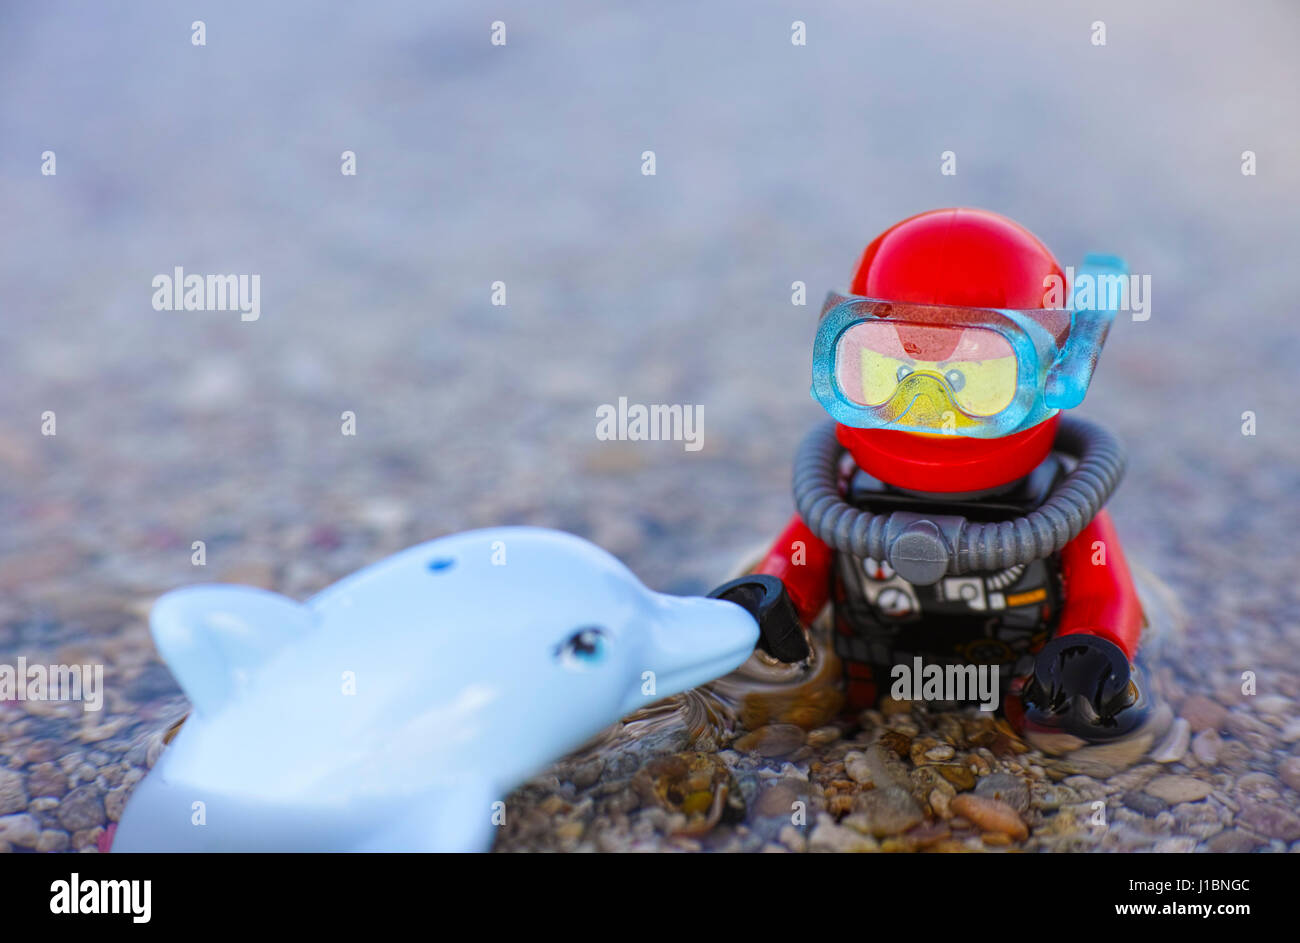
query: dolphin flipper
[
  {"left": 352, "top": 781, "right": 500, "bottom": 853},
  {"left": 150, "top": 584, "right": 315, "bottom": 717}
]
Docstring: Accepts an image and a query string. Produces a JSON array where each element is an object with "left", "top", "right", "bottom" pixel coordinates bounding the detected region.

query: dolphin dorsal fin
[{"left": 149, "top": 585, "right": 314, "bottom": 717}]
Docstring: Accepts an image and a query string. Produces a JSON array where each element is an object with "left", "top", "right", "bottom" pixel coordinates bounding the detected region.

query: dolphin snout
[{"left": 639, "top": 594, "right": 760, "bottom": 703}]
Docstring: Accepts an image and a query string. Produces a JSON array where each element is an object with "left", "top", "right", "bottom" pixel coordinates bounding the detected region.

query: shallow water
[{"left": 494, "top": 568, "right": 1300, "bottom": 853}]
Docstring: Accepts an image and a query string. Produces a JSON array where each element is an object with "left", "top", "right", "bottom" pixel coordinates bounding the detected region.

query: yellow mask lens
[
  {"left": 835, "top": 321, "right": 1018, "bottom": 417},
  {"left": 943, "top": 356, "right": 1018, "bottom": 416}
]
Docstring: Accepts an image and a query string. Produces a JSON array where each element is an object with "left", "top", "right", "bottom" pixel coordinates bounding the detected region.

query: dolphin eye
[{"left": 556, "top": 627, "right": 608, "bottom": 669}]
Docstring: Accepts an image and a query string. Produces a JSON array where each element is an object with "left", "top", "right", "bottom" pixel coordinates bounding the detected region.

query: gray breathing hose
[{"left": 792, "top": 416, "right": 1125, "bottom": 585}]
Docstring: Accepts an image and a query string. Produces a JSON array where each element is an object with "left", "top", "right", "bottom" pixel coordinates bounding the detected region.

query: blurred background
[{"left": 0, "top": 0, "right": 1297, "bottom": 850}]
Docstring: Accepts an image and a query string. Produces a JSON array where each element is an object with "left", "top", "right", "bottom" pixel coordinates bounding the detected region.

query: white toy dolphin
[{"left": 112, "top": 527, "right": 762, "bottom": 852}]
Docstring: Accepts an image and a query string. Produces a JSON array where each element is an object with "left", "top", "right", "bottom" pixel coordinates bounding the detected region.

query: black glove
[
  {"left": 1021, "top": 634, "right": 1148, "bottom": 739},
  {"left": 707, "top": 574, "right": 810, "bottom": 664}
]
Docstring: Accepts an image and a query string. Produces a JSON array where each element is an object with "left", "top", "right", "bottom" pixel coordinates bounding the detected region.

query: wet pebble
[
  {"left": 808, "top": 814, "right": 878, "bottom": 853},
  {"left": 850, "top": 786, "right": 923, "bottom": 837},
  {"left": 56, "top": 785, "right": 105, "bottom": 832},
  {"left": 734, "top": 724, "right": 805, "bottom": 758},
  {"left": 806, "top": 726, "right": 841, "bottom": 748},
  {"left": 567, "top": 757, "right": 605, "bottom": 790},
  {"left": 974, "top": 773, "right": 1030, "bottom": 813},
  {"left": 26, "top": 762, "right": 67, "bottom": 799},
  {"left": 0, "top": 813, "right": 40, "bottom": 848},
  {"left": 755, "top": 779, "right": 806, "bottom": 819},
  {"left": 1236, "top": 801, "right": 1300, "bottom": 842},
  {"left": 862, "top": 742, "right": 912, "bottom": 790},
  {"left": 1062, "top": 775, "right": 1107, "bottom": 801},
  {"left": 1123, "top": 790, "right": 1168, "bottom": 816},
  {"left": 36, "top": 828, "right": 71, "bottom": 853},
  {"left": 778, "top": 824, "right": 806, "bottom": 853},
  {"left": 0, "top": 769, "right": 27, "bottom": 815},
  {"left": 950, "top": 794, "right": 1028, "bottom": 840},
  {"left": 1235, "top": 771, "right": 1281, "bottom": 803},
  {"left": 935, "top": 764, "right": 976, "bottom": 791},
  {"left": 1033, "top": 782, "right": 1080, "bottom": 810},
  {"left": 1144, "top": 775, "right": 1212, "bottom": 805},
  {"left": 104, "top": 786, "right": 130, "bottom": 822},
  {"left": 1206, "top": 829, "right": 1265, "bottom": 853},
  {"left": 844, "top": 752, "right": 872, "bottom": 785},
  {"left": 1179, "top": 695, "right": 1227, "bottom": 732},
  {"left": 1172, "top": 800, "right": 1226, "bottom": 840},
  {"left": 72, "top": 826, "right": 104, "bottom": 851},
  {"left": 1191, "top": 729, "right": 1221, "bottom": 766},
  {"left": 1279, "top": 757, "right": 1300, "bottom": 793},
  {"left": 634, "top": 752, "right": 743, "bottom": 835},
  {"left": 1152, "top": 718, "right": 1190, "bottom": 763},
  {"left": 929, "top": 789, "right": 952, "bottom": 819}
]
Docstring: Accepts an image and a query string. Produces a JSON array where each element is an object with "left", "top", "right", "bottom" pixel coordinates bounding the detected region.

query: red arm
[
  {"left": 754, "top": 514, "right": 834, "bottom": 626},
  {"left": 1055, "top": 509, "right": 1144, "bottom": 659}
]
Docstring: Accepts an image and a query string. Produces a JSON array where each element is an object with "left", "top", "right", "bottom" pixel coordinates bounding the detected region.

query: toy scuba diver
[{"left": 753, "top": 208, "right": 1152, "bottom": 744}]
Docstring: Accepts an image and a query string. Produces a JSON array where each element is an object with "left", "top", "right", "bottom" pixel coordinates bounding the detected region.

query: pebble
[
  {"left": 1191, "top": 729, "right": 1221, "bottom": 766},
  {"left": 844, "top": 752, "right": 872, "bottom": 785},
  {"left": 929, "top": 789, "right": 952, "bottom": 819},
  {"left": 1062, "top": 775, "right": 1108, "bottom": 801},
  {"left": 808, "top": 815, "right": 878, "bottom": 853},
  {"left": 1152, "top": 718, "right": 1190, "bottom": 763},
  {"left": 1236, "top": 772, "right": 1282, "bottom": 803},
  {"left": 862, "top": 743, "right": 912, "bottom": 790},
  {"left": 974, "top": 773, "right": 1030, "bottom": 813},
  {"left": 1237, "top": 802, "right": 1300, "bottom": 842},
  {"left": 1172, "top": 801, "right": 1226, "bottom": 840},
  {"left": 104, "top": 786, "right": 130, "bottom": 822},
  {"left": 950, "top": 794, "right": 1028, "bottom": 840},
  {"left": 36, "top": 828, "right": 71, "bottom": 852},
  {"left": 1278, "top": 757, "right": 1300, "bottom": 793},
  {"left": 924, "top": 744, "right": 955, "bottom": 762},
  {"left": 908, "top": 821, "right": 952, "bottom": 849},
  {"left": 733, "top": 724, "right": 806, "bottom": 758},
  {"left": 1180, "top": 695, "right": 1227, "bottom": 732},
  {"left": 778, "top": 824, "right": 806, "bottom": 853},
  {"left": 26, "top": 762, "right": 68, "bottom": 799},
  {"left": 1033, "top": 783, "right": 1080, "bottom": 811},
  {"left": 0, "top": 769, "right": 27, "bottom": 816},
  {"left": 0, "top": 813, "right": 40, "bottom": 848},
  {"left": 1123, "top": 790, "right": 1168, "bottom": 816},
  {"left": 1206, "top": 829, "right": 1265, "bottom": 853},
  {"left": 851, "top": 786, "right": 924, "bottom": 837},
  {"left": 806, "top": 726, "right": 841, "bottom": 748},
  {"left": 72, "top": 826, "right": 104, "bottom": 851},
  {"left": 568, "top": 757, "right": 605, "bottom": 790},
  {"left": 935, "top": 764, "right": 976, "bottom": 791},
  {"left": 56, "top": 785, "right": 106, "bottom": 832},
  {"left": 1226, "top": 711, "right": 1272, "bottom": 739},
  {"left": 1144, "top": 775, "right": 1212, "bottom": 805},
  {"left": 755, "top": 780, "right": 806, "bottom": 819}
]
